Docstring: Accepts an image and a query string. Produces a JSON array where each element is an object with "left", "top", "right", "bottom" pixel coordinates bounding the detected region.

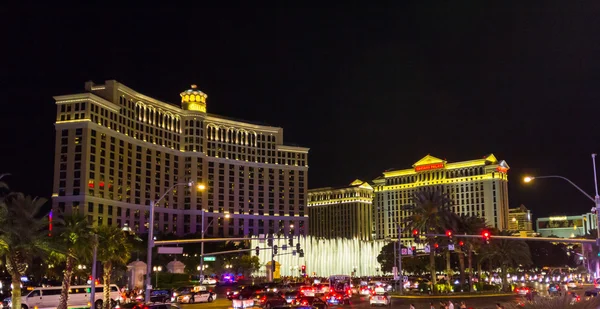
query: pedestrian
[
  {"left": 430, "top": 302, "right": 436, "bottom": 309},
  {"left": 459, "top": 301, "right": 467, "bottom": 309},
  {"left": 448, "top": 300, "right": 454, "bottom": 309},
  {"left": 496, "top": 303, "right": 504, "bottom": 309},
  {"left": 409, "top": 304, "right": 415, "bottom": 309}
]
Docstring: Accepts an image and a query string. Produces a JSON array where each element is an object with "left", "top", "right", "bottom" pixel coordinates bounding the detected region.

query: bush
[{"left": 417, "top": 282, "right": 431, "bottom": 293}]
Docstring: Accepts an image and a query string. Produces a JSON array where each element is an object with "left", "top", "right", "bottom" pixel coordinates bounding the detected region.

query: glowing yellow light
[
  {"left": 197, "top": 183, "right": 206, "bottom": 191},
  {"left": 524, "top": 176, "right": 534, "bottom": 183},
  {"left": 225, "top": 214, "right": 230, "bottom": 218}
]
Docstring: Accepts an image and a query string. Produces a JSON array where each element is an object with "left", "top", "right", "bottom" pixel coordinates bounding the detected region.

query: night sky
[{"left": 2, "top": 3, "right": 600, "bottom": 221}]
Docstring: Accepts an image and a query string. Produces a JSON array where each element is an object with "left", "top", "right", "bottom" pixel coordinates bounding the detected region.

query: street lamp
[
  {"left": 523, "top": 154, "right": 600, "bottom": 269},
  {"left": 145, "top": 181, "right": 205, "bottom": 302},
  {"left": 153, "top": 266, "right": 162, "bottom": 288},
  {"left": 200, "top": 212, "right": 229, "bottom": 282}
]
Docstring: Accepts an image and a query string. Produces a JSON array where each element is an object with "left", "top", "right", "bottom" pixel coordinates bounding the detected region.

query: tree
[
  {"left": 96, "top": 225, "right": 132, "bottom": 309},
  {"left": 404, "top": 189, "right": 458, "bottom": 291},
  {"left": 457, "top": 215, "right": 487, "bottom": 291},
  {"left": 480, "top": 231, "right": 532, "bottom": 292},
  {"left": 234, "top": 255, "right": 260, "bottom": 278},
  {"left": 56, "top": 214, "right": 93, "bottom": 309},
  {"left": 376, "top": 242, "right": 403, "bottom": 273},
  {"left": 0, "top": 192, "right": 52, "bottom": 309}
]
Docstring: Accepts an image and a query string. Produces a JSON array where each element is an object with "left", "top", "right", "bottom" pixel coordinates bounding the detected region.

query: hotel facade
[
  {"left": 52, "top": 80, "right": 309, "bottom": 237},
  {"left": 307, "top": 180, "right": 374, "bottom": 241},
  {"left": 372, "top": 154, "right": 510, "bottom": 243}
]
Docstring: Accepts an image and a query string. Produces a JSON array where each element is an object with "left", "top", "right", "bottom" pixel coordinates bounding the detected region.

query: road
[{"left": 178, "top": 291, "right": 520, "bottom": 309}]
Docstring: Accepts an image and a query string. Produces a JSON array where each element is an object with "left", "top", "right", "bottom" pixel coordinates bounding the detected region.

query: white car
[
  {"left": 567, "top": 281, "right": 578, "bottom": 289},
  {"left": 176, "top": 288, "right": 216, "bottom": 304},
  {"left": 202, "top": 278, "right": 217, "bottom": 285},
  {"left": 369, "top": 292, "right": 391, "bottom": 307}
]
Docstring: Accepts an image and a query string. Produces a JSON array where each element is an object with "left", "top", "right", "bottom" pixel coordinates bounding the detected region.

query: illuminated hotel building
[
  {"left": 373, "top": 154, "right": 510, "bottom": 242},
  {"left": 508, "top": 204, "right": 533, "bottom": 232},
  {"left": 307, "top": 180, "right": 374, "bottom": 241},
  {"left": 52, "top": 80, "right": 309, "bottom": 237},
  {"left": 536, "top": 213, "right": 597, "bottom": 238}
]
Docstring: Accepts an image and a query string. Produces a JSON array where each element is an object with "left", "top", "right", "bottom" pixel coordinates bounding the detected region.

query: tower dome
[{"left": 180, "top": 84, "right": 207, "bottom": 112}]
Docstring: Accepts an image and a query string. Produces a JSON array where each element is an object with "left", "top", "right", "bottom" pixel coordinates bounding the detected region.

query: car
[
  {"left": 255, "top": 292, "right": 287, "bottom": 309},
  {"left": 359, "top": 286, "right": 372, "bottom": 296},
  {"left": 369, "top": 293, "right": 391, "bottom": 307},
  {"left": 514, "top": 286, "right": 533, "bottom": 296},
  {"left": 282, "top": 291, "right": 301, "bottom": 304},
  {"left": 299, "top": 286, "right": 316, "bottom": 297},
  {"left": 294, "top": 296, "right": 328, "bottom": 309},
  {"left": 201, "top": 278, "right": 217, "bottom": 285},
  {"left": 174, "top": 286, "right": 216, "bottom": 304},
  {"left": 313, "top": 284, "right": 330, "bottom": 295},
  {"left": 232, "top": 285, "right": 265, "bottom": 300},
  {"left": 567, "top": 280, "right": 579, "bottom": 289},
  {"left": 325, "top": 291, "right": 350, "bottom": 306},
  {"left": 149, "top": 290, "right": 171, "bottom": 303},
  {"left": 584, "top": 289, "right": 600, "bottom": 300},
  {"left": 548, "top": 283, "right": 562, "bottom": 296},
  {"left": 131, "top": 303, "right": 180, "bottom": 309}
]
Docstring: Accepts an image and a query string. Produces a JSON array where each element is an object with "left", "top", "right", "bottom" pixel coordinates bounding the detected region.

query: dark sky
[{"left": 2, "top": 3, "right": 600, "bottom": 220}]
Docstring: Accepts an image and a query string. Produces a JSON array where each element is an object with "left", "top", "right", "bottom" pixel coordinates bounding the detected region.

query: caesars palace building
[
  {"left": 372, "top": 154, "right": 510, "bottom": 243},
  {"left": 52, "top": 80, "right": 309, "bottom": 237}
]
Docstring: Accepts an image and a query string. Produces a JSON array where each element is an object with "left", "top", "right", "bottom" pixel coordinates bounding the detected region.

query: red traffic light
[
  {"left": 459, "top": 241, "right": 464, "bottom": 246},
  {"left": 412, "top": 229, "right": 419, "bottom": 235},
  {"left": 301, "top": 265, "right": 306, "bottom": 270},
  {"left": 446, "top": 230, "right": 453, "bottom": 237},
  {"left": 434, "top": 243, "right": 439, "bottom": 248}
]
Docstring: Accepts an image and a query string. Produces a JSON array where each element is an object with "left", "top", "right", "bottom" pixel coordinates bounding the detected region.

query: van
[{"left": 10, "top": 284, "right": 121, "bottom": 309}]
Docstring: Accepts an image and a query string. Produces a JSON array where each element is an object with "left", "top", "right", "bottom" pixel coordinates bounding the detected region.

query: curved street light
[{"left": 145, "top": 181, "right": 205, "bottom": 302}]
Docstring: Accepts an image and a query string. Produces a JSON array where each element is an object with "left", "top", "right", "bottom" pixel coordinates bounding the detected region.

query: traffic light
[
  {"left": 434, "top": 243, "right": 440, "bottom": 253},
  {"left": 296, "top": 243, "right": 301, "bottom": 252},
  {"left": 412, "top": 229, "right": 419, "bottom": 243},
  {"left": 412, "top": 246, "right": 417, "bottom": 256},
  {"left": 299, "top": 249, "right": 305, "bottom": 258},
  {"left": 267, "top": 234, "right": 274, "bottom": 247},
  {"left": 288, "top": 234, "right": 294, "bottom": 247},
  {"left": 458, "top": 241, "right": 464, "bottom": 251},
  {"left": 273, "top": 245, "right": 278, "bottom": 255},
  {"left": 446, "top": 230, "right": 453, "bottom": 243},
  {"left": 301, "top": 265, "right": 306, "bottom": 275},
  {"left": 482, "top": 230, "right": 491, "bottom": 244},
  {"left": 255, "top": 246, "right": 260, "bottom": 256}
]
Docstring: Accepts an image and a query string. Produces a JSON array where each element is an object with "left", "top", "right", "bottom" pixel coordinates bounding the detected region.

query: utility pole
[
  {"left": 393, "top": 241, "right": 397, "bottom": 292},
  {"left": 90, "top": 234, "right": 98, "bottom": 307},
  {"left": 397, "top": 224, "right": 403, "bottom": 295}
]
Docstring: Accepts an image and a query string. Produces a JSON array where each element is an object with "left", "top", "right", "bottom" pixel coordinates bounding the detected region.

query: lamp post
[
  {"left": 153, "top": 266, "right": 162, "bottom": 288},
  {"left": 145, "top": 181, "right": 205, "bottom": 303},
  {"left": 524, "top": 154, "right": 600, "bottom": 277},
  {"left": 199, "top": 211, "right": 229, "bottom": 282}
]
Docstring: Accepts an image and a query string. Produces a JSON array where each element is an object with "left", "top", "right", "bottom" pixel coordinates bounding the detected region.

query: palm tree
[
  {"left": 56, "top": 214, "right": 93, "bottom": 309},
  {"left": 480, "top": 231, "right": 532, "bottom": 292},
  {"left": 457, "top": 215, "right": 487, "bottom": 292},
  {"left": 96, "top": 225, "right": 132, "bottom": 309},
  {"left": 404, "top": 189, "right": 458, "bottom": 290},
  {"left": 0, "top": 192, "right": 52, "bottom": 309}
]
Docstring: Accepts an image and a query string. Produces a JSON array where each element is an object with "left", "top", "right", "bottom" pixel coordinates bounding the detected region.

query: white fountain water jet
[{"left": 251, "top": 236, "right": 388, "bottom": 277}]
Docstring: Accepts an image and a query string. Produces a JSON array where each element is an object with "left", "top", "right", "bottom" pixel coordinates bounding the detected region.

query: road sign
[
  {"left": 203, "top": 256, "right": 216, "bottom": 262},
  {"left": 401, "top": 248, "right": 408, "bottom": 255},
  {"left": 157, "top": 247, "right": 183, "bottom": 254},
  {"left": 259, "top": 234, "right": 266, "bottom": 243},
  {"left": 424, "top": 245, "right": 430, "bottom": 254},
  {"left": 282, "top": 245, "right": 287, "bottom": 251},
  {"left": 403, "top": 275, "right": 408, "bottom": 282},
  {"left": 292, "top": 250, "right": 297, "bottom": 256},
  {"left": 448, "top": 244, "right": 455, "bottom": 251},
  {"left": 407, "top": 248, "right": 413, "bottom": 255}
]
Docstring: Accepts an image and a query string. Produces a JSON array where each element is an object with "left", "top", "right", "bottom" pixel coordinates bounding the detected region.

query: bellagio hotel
[
  {"left": 373, "top": 154, "right": 510, "bottom": 243},
  {"left": 52, "top": 80, "right": 309, "bottom": 237}
]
